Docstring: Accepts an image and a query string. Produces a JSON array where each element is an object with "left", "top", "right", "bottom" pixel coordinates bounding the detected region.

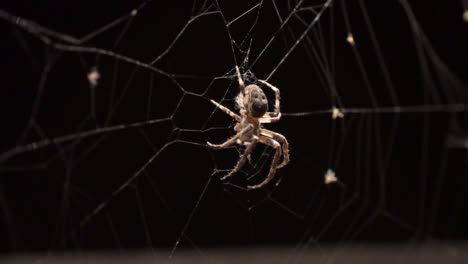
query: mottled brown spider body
[
  {"left": 242, "top": 84, "right": 268, "bottom": 117},
  {"left": 207, "top": 66, "right": 289, "bottom": 189}
]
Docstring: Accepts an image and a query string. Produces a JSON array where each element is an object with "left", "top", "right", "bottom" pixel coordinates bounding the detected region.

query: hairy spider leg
[
  {"left": 207, "top": 124, "right": 253, "bottom": 149},
  {"left": 259, "top": 116, "right": 281, "bottom": 123},
  {"left": 275, "top": 135, "right": 289, "bottom": 169},
  {"left": 258, "top": 79, "right": 281, "bottom": 123},
  {"left": 236, "top": 66, "right": 245, "bottom": 95},
  {"left": 260, "top": 129, "right": 289, "bottom": 169},
  {"left": 220, "top": 136, "right": 258, "bottom": 181},
  {"left": 210, "top": 100, "right": 241, "bottom": 122},
  {"left": 248, "top": 136, "right": 282, "bottom": 189}
]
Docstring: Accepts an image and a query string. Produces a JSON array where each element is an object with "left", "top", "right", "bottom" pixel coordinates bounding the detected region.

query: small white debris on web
[
  {"left": 131, "top": 9, "right": 138, "bottom": 16},
  {"left": 346, "top": 33, "right": 355, "bottom": 46},
  {"left": 463, "top": 10, "right": 468, "bottom": 22},
  {"left": 332, "top": 106, "right": 344, "bottom": 119},
  {"left": 87, "top": 67, "right": 100, "bottom": 88},
  {"left": 324, "top": 169, "right": 338, "bottom": 185}
]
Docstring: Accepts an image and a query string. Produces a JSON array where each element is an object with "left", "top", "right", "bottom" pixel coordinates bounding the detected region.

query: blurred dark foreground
[{"left": 2, "top": 243, "right": 467, "bottom": 263}]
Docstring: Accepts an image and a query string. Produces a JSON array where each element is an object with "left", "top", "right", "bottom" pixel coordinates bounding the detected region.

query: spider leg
[
  {"left": 260, "top": 129, "right": 289, "bottom": 169},
  {"left": 207, "top": 124, "right": 253, "bottom": 148},
  {"left": 259, "top": 115, "right": 282, "bottom": 123},
  {"left": 210, "top": 99, "right": 241, "bottom": 122},
  {"left": 220, "top": 136, "right": 258, "bottom": 181},
  {"left": 272, "top": 134, "right": 289, "bottom": 169},
  {"left": 247, "top": 136, "right": 281, "bottom": 189},
  {"left": 207, "top": 136, "right": 237, "bottom": 149},
  {"left": 258, "top": 79, "right": 281, "bottom": 122},
  {"left": 236, "top": 66, "right": 245, "bottom": 95}
]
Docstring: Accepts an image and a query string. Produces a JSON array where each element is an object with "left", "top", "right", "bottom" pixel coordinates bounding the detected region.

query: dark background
[{"left": 0, "top": 0, "right": 467, "bottom": 255}]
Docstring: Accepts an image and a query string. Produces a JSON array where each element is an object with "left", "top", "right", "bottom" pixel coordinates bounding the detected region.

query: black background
[{"left": 0, "top": 0, "right": 467, "bottom": 254}]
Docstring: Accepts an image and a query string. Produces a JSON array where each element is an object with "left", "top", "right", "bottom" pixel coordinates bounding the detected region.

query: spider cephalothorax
[{"left": 207, "top": 66, "right": 289, "bottom": 189}]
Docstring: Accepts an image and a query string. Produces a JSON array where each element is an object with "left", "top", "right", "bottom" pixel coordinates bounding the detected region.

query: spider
[{"left": 207, "top": 66, "right": 289, "bottom": 189}]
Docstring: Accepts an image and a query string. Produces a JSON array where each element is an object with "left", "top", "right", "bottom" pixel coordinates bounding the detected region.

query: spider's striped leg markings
[
  {"left": 207, "top": 124, "right": 253, "bottom": 149},
  {"left": 258, "top": 79, "right": 281, "bottom": 123},
  {"left": 220, "top": 136, "right": 258, "bottom": 182},
  {"left": 248, "top": 136, "right": 282, "bottom": 190},
  {"left": 236, "top": 66, "right": 245, "bottom": 95},
  {"left": 260, "top": 129, "right": 289, "bottom": 169},
  {"left": 275, "top": 134, "right": 289, "bottom": 169},
  {"left": 259, "top": 115, "right": 282, "bottom": 123},
  {"left": 209, "top": 100, "right": 241, "bottom": 122}
]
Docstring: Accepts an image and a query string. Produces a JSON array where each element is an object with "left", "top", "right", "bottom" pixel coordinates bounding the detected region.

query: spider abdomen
[{"left": 246, "top": 85, "right": 268, "bottom": 118}]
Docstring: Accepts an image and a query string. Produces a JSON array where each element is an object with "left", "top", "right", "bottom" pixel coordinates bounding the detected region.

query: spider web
[{"left": 0, "top": 0, "right": 467, "bottom": 260}]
